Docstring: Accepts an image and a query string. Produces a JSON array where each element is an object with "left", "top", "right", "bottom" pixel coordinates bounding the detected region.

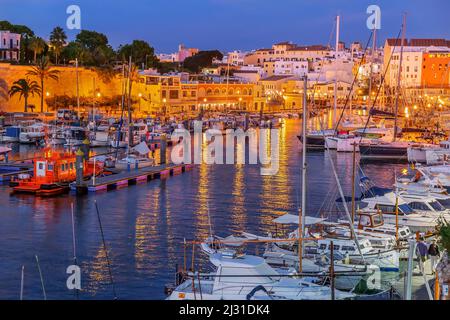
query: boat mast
[
  {"left": 333, "top": 15, "right": 340, "bottom": 127},
  {"left": 76, "top": 58, "right": 80, "bottom": 120},
  {"left": 394, "top": 14, "right": 406, "bottom": 142},
  {"left": 92, "top": 77, "right": 96, "bottom": 128},
  {"left": 127, "top": 56, "right": 133, "bottom": 148},
  {"left": 299, "top": 75, "right": 308, "bottom": 272},
  {"left": 367, "top": 28, "right": 376, "bottom": 111}
]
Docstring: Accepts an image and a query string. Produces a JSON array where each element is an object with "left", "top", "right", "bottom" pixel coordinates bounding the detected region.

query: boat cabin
[
  {"left": 356, "top": 210, "right": 384, "bottom": 229},
  {"left": 33, "top": 150, "right": 79, "bottom": 184}
]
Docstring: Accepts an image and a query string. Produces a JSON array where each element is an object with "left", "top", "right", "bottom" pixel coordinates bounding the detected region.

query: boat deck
[{"left": 0, "top": 163, "right": 34, "bottom": 182}]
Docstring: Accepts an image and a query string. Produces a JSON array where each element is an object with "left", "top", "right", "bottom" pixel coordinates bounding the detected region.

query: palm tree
[
  {"left": 27, "top": 56, "right": 60, "bottom": 113},
  {"left": 28, "top": 37, "right": 46, "bottom": 63},
  {"left": 8, "top": 79, "right": 41, "bottom": 112},
  {"left": 49, "top": 27, "right": 67, "bottom": 65}
]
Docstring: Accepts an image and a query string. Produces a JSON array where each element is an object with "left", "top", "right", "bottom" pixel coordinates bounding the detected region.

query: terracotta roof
[
  {"left": 234, "top": 70, "right": 258, "bottom": 73},
  {"left": 274, "top": 41, "right": 292, "bottom": 46},
  {"left": 260, "top": 75, "right": 293, "bottom": 81},
  {"left": 386, "top": 38, "right": 450, "bottom": 47},
  {"left": 287, "top": 45, "right": 329, "bottom": 51}
]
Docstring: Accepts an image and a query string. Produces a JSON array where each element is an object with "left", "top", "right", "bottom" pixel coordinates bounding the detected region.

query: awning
[
  {"left": 132, "top": 141, "right": 150, "bottom": 155},
  {"left": 272, "top": 214, "right": 326, "bottom": 225}
]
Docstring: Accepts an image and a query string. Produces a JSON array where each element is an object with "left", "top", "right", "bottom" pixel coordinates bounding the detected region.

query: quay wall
[{"left": 0, "top": 63, "right": 123, "bottom": 113}]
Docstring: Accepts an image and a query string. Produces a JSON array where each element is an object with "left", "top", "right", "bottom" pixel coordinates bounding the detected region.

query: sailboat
[{"left": 359, "top": 15, "right": 413, "bottom": 161}]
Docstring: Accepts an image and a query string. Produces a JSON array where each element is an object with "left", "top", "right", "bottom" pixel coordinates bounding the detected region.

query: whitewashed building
[
  {"left": 0, "top": 31, "right": 21, "bottom": 61},
  {"left": 227, "top": 50, "right": 246, "bottom": 66},
  {"left": 274, "top": 59, "right": 308, "bottom": 77}
]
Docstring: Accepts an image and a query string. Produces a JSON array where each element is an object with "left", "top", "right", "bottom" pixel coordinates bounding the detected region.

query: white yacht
[
  {"left": 407, "top": 140, "right": 450, "bottom": 165},
  {"left": 90, "top": 131, "right": 110, "bottom": 147},
  {"left": 398, "top": 191, "right": 450, "bottom": 219},
  {"left": 110, "top": 130, "right": 128, "bottom": 148},
  {"left": 1, "top": 125, "right": 22, "bottom": 142},
  {"left": 360, "top": 190, "right": 438, "bottom": 232},
  {"left": 115, "top": 154, "right": 154, "bottom": 170},
  {"left": 19, "top": 122, "right": 47, "bottom": 144},
  {"left": 167, "top": 251, "right": 354, "bottom": 300},
  {"left": 262, "top": 243, "right": 379, "bottom": 291},
  {"left": 64, "top": 127, "right": 88, "bottom": 146}
]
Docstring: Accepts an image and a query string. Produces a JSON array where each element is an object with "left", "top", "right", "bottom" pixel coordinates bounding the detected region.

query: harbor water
[{"left": 0, "top": 119, "right": 407, "bottom": 300}]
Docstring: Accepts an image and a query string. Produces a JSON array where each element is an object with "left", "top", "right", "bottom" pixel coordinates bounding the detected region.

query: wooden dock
[
  {"left": 72, "top": 163, "right": 194, "bottom": 194},
  {"left": 0, "top": 163, "right": 33, "bottom": 182}
]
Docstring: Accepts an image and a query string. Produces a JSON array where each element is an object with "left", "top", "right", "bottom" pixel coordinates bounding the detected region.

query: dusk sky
[{"left": 1, "top": 0, "right": 449, "bottom": 53}]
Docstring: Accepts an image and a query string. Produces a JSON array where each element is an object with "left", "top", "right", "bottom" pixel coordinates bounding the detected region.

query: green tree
[
  {"left": 28, "top": 37, "right": 47, "bottom": 63},
  {"left": 70, "top": 30, "right": 115, "bottom": 66},
  {"left": 49, "top": 26, "right": 67, "bottom": 65},
  {"left": 8, "top": 78, "right": 41, "bottom": 112},
  {"left": 76, "top": 30, "right": 109, "bottom": 50},
  {"left": 118, "top": 40, "right": 158, "bottom": 68},
  {"left": 183, "top": 50, "right": 223, "bottom": 73},
  {"left": 26, "top": 56, "right": 60, "bottom": 113}
]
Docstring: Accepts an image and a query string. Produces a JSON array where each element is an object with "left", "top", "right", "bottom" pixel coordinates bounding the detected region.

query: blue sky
[{"left": 1, "top": 0, "right": 449, "bottom": 53}]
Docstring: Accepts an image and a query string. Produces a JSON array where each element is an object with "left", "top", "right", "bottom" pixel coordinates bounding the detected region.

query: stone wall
[{"left": 0, "top": 63, "right": 123, "bottom": 112}]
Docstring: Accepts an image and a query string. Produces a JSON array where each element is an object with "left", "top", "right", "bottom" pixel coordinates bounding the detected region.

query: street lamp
[
  {"left": 138, "top": 93, "right": 143, "bottom": 113},
  {"left": 162, "top": 98, "right": 167, "bottom": 119}
]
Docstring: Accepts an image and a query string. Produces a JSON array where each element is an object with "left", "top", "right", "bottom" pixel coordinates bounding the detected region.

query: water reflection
[{"left": 0, "top": 119, "right": 408, "bottom": 299}]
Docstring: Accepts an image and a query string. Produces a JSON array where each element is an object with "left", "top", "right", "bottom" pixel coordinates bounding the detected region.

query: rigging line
[
  {"left": 334, "top": 31, "right": 374, "bottom": 134},
  {"left": 20, "top": 265, "right": 24, "bottom": 301},
  {"left": 327, "top": 18, "right": 337, "bottom": 49},
  {"left": 94, "top": 200, "right": 118, "bottom": 300},
  {"left": 35, "top": 255, "right": 47, "bottom": 300},
  {"left": 316, "top": 114, "right": 366, "bottom": 263},
  {"left": 115, "top": 63, "right": 127, "bottom": 161},
  {"left": 358, "top": 27, "right": 403, "bottom": 145}
]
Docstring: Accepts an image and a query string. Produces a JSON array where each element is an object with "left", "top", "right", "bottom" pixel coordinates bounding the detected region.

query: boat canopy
[
  {"left": 273, "top": 214, "right": 326, "bottom": 225},
  {"left": 132, "top": 141, "right": 151, "bottom": 155}
]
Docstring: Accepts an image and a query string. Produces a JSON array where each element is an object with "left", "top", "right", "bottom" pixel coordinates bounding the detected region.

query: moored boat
[{"left": 11, "top": 149, "right": 102, "bottom": 196}]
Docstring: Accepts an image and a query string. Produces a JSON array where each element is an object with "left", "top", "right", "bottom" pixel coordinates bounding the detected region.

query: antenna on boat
[
  {"left": 315, "top": 88, "right": 367, "bottom": 262},
  {"left": 94, "top": 200, "right": 118, "bottom": 300},
  {"left": 114, "top": 63, "right": 127, "bottom": 162},
  {"left": 333, "top": 14, "right": 340, "bottom": 127},
  {"left": 207, "top": 202, "right": 214, "bottom": 241},
  {"left": 76, "top": 58, "right": 80, "bottom": 119},
  {"left": 35, "top": 255, "right": 47, "bottom": 300},
  {"left": 299, "top": 75, "right": 308, "bottom": 273},
  {"left": 393, "top": 13, "right": 407, "bottom": 142},
  {"left": 20, "top": 265, "right": 24, "bottom": 300}
]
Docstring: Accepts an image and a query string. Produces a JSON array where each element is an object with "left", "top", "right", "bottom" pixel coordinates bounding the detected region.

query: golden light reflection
[
  {"left": 83, "top": 245, "right": 111, "bottom": 295},
  {"left": 195, "top": 146, "right": 212, "bottom": 241},
  {"left": 258, "top": 124, "right": 290, "bottom": 236},
  {"left": 135, "top": 188, "right": 161, "bottom": 273}
]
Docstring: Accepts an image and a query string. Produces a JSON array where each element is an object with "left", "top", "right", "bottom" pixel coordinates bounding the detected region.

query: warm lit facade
[
  {"left": 135, "top": 74, "right": 264, "bottom": 114},
  {"left": 383, "top": 38, "right": 450, "bottom": 88},
  {"left": 422, "top": 51, "right": 450, "bottom": 88}
]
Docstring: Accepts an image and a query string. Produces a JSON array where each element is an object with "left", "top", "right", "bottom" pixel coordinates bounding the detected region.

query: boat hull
[{"left": 359, "top": 144, "right": 408, "bottom": 161}]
